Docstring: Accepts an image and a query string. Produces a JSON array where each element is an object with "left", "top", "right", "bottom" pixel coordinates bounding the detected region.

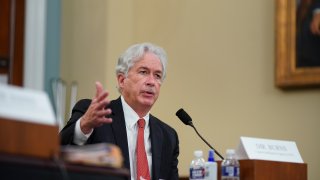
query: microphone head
[{"left": 176, "top": 108, "right": 193, "bottom": 126}]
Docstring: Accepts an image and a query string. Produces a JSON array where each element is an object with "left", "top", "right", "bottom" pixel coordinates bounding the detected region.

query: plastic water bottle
[
  {"left": 221, "top": 149, "right": 240, "bottom": 180},
  {"left": 205, "top": 149, "right": 217, "bottom": 180},
  {"left": 190, "top": 150, "right": 206, "bottom": 180}
]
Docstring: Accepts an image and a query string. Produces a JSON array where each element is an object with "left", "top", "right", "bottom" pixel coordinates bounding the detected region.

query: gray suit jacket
[{"left": 60, "top": 97, "right": 179, "bottom": 180}]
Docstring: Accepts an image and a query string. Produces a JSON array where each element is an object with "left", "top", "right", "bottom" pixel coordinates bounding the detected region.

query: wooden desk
[
  {"left": 179, "top": 159, "right": 307, "bottom": 180},
  {"left": 0, "top": 153, "right": 130, "bottom": 180}
]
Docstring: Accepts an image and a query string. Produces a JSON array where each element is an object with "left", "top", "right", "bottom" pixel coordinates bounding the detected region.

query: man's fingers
[
  {"left": 82, "top": 82, "right": 112, "bottom": 130},
  {"left": 92, "top": 99, "right": 110, "bottom": 111},
  {"left": 95, "top": 81, "right": 104, "bottom": 98},
  {"left": 98, "top": 117, "right": 113, "bottom": 124},
  {"left": 92, "top": 83, "right": 109, "bottom": 107},
  {"left": 94, "top": 117, "right": 112, "bottom": 128},
  {"left": 95, "top": 108, "right": 112, "bottom": 117},
  {"left": 97, "top": 91, "right": 109, "bottom": 103}
]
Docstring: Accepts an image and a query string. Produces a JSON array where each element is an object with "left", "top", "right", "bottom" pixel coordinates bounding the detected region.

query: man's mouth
[{"left": 142, "top": 90, "right": 155, "bottom": 96}]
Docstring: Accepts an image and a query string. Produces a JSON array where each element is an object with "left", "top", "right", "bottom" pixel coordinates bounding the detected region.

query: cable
[
  {"left": 190, "top": 122, "right": 224, "bottom": 160},
  {"left": 53, "top": 154, "right": 70, "bottom": 180}
]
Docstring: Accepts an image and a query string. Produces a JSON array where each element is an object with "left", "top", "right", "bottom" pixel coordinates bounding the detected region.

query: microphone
[{"left": 176, "top": 108, "right": 224, "bottom": 160}]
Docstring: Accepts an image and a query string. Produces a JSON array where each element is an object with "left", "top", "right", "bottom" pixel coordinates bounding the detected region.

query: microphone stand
[{"left": 188, "top": 122, "right": 224, "bottom": 160}]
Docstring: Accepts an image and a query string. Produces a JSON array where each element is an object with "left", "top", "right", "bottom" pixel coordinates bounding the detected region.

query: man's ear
[{"left": 117, "top": 73, "right": 125, "bottom": 89}]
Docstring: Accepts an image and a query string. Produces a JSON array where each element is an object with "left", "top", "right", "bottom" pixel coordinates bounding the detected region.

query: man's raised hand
[{"left": 80, "top": 82, "right": 112, "bottom": 134}]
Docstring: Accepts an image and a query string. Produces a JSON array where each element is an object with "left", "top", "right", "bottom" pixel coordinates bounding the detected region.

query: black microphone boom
[{"left": 176, "top": 108, "right": 224, "bottom": 160}]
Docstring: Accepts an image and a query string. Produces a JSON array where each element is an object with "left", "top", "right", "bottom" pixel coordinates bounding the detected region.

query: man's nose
[{"left": 145, "top": 75, "right": 157, "bottom": 85}]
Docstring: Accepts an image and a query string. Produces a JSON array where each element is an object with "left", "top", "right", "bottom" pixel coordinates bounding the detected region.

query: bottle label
[
  {"left": 190, "top": 167, "right": 205, "bottom": 179},
  {"left": 221, "top": 166, "right": 239, "bottom": 177},
  {"left": 205, "top": 163, "right": 217, "bottom": 180}
]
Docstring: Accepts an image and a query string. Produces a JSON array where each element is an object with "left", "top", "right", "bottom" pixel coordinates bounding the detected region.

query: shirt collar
[{"left": 120, "top": 96, "right": 150, "bottom": 129}]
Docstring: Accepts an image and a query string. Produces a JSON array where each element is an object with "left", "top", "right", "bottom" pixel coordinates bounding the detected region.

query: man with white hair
[{"left": 60, "top": 42, "right": 179, "bottom": 180}]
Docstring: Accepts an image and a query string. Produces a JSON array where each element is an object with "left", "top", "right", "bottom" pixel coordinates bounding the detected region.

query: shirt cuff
[{"left": 73, "top": 118, "right": 93, "bottom": 145}]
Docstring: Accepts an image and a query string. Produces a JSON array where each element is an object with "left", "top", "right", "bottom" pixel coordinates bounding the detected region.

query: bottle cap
[
  {"left": 226, "top": 149, "right": 236, "bottom": 159},
  {"left": 226, "top": 149, "right": 235, "bottom": 155},
  {"left": 208, "top": 149, "right": 215, "bottom": 162},
  {"left": 194, "top": 150, "right": 203, "bottom": 157}
]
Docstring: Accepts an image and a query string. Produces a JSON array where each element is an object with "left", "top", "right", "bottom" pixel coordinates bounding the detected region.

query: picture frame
[{"left": 275, "top": 0, "right": 320, "bottom": 88}]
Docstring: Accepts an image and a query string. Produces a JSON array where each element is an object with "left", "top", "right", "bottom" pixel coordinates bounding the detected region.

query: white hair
[{"left": 115, "top": 42, "right": 168, "bottom": 81}]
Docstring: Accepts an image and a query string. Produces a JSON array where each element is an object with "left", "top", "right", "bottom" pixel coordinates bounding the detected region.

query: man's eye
[
  {"left": 139, "top": 70, "right": 147, "bottom": 75},
  {"left": 155, "top": 74, "right": 162, "bottom": 79}
]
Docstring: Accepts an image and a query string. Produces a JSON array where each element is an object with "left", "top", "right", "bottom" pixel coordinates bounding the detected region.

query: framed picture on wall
[{"left": 275, "top": 0, "right": 320, "bottom": 88}]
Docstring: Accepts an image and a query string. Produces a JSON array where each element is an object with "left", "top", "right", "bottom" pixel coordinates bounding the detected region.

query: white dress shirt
[
  {"left": 121, "top": 96, "right": 152, "bottom": 180},
  {"left": 73, "top": 96, "right": 152, "bottom": 180}
]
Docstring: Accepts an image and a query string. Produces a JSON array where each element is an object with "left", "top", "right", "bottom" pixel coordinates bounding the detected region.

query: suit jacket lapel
[
  {"left": 109, "top": 98, "right": 130, "bottom": 170},
  {"left": 109, "top": 98, "right": 164, "bottom": 179},
  {"left": 150, "top": 116, "right": 163, "bottom": 180}
]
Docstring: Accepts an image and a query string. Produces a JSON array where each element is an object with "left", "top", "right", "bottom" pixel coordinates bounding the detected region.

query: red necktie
[{"left": 136, "top": 119, "right": 151, "bottom": 180}]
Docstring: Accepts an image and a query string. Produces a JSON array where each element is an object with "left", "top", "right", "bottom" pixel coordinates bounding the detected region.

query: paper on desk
[
  {"left": 61, "top": 143, "right": 123, "bottom": 168},
  {"left": 0, "top": 84, "right": 55, "bottom": 126}
]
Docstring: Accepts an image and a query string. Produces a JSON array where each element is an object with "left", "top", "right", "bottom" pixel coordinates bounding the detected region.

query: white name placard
[
  {"left": 0, "top": 84, "right": 56, "bottom": 126},
  {"left": 236, "top": 136, "right": 303, "bottom": 163}
]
